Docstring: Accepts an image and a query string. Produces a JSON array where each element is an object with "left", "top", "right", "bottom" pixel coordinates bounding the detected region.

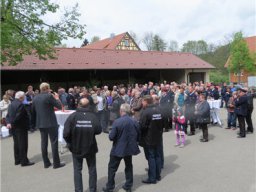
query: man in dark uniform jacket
[
  {"left": 6, "top": 91, "right": 34, "bottom": 167},
  {"left": 235, "top": 88, "right": 248, "bottom": 138},
  {"left": 103, "top": 103, "right": 140, "bottom": 192},
  {"left": 159, "top": 86, "right": 174, "bottom": 131},
  {"left": 140, "top": 95, "right": 165, "bottom": 184},
  {"left": 32, "top": 82, "right": 65, "bottom": 169},
  {"left": 184, "top": 86, "right": 197, "bottom": 135},
  {"left": 25, "top": 85, "right": 35, "bottom": 132},
  {"left": 246, "top": 89, "right": 254, "bottom": 133},
  {"left": 220, "top": 83, "right": 227, "bottom": 107},
  {"left": 209, "top": 85, "right": 220, "bottom": 100},
  {"left": 66, "top": 88, "right": 76, "bottom": 110},
  {"left": 78, "top": 90, "right": 96, "bottom": 112},
  {"left": 64, "top": 98, "right": 102, "bottom": 192}
]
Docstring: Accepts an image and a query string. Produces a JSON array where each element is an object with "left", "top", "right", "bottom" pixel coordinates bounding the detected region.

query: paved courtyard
[{"left": 1, "top": 101, "right": 256, "bottom": 192}]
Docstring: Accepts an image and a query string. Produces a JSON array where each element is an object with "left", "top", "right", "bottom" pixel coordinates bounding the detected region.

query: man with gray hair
[
  {"left": 66, "top": 88, "right": 76, "bottom": 110},
  {"left": 6, "top": 91, "right": 35, "bottom": 166},
  {"left": 103, "top": 103, "right": 140, "bottom": 192}
]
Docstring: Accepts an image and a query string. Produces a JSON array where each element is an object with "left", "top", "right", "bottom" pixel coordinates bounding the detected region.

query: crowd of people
[{"left": 0, "top": 80, "right": 254, "bottom": 192}]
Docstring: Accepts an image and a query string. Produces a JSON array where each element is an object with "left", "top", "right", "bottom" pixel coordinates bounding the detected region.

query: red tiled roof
[
  {"left": 225, "top": 36, "right": 256, "bottom": 67},
  {"left": 245, "top": 36, "right": 256, "bottom": 52},
  {"left": 1, "top": 48, "right": 215, "bottom": 71},
  {"left": 83, "top": 33, "right": 126, "bottom": 49}
]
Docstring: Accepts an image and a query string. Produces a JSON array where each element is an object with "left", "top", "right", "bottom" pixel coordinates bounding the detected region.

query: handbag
[{"left": 1, "top": 118, "right": 7, "bottom": 126}]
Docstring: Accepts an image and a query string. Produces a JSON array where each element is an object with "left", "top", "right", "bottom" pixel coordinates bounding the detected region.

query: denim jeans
[
  {"left": 144, "top": 141, "right": 164, "bottom": 169},
  {"left": 227, "top": 112, "right": 236, "bottom": 128},
  {"left": 143, "top": 146, "right": 149, "bottom": 160},
  {"left": 146, "top": 144, "right": 162, "bottom": 182},
  {"left": 106, "top": 155, "right": 133, "bottom": 190},
  {"left": 160, "top": 138, "right": 164, "bottom": 169},
  {"left": 72, "top": 153, "right": 97, "bottom": 192}
]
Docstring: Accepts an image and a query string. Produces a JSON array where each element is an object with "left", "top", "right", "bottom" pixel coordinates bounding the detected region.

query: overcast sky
[{"left": 53, "top": 0, "right": 255, "bottom": 49}]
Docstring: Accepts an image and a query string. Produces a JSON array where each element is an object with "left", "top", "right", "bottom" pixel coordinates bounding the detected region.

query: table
[
  {"left": 207, "top": 99, "right": 222, "bottom": 126},
  {"left": 1, "top": 126, "right": 9, "bottom": 138},
  {"left": 207, "top": 99, "right": 221, "bottom": 109},
  {"left": 55, "top": 110, "right": 75, "bottom": 153}
]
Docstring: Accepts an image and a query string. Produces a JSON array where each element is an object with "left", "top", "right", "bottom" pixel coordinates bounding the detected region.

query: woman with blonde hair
[{"left": 0, "top": 95, "right": 11, "bottom": 127}]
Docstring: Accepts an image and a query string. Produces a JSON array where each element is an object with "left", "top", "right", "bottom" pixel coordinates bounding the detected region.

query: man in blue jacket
[{"left": 103, "top": 103, "right": 140, "bottom": 192}]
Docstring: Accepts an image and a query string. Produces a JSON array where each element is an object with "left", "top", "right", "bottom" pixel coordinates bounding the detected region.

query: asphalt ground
[{"left": 1, "top": 100, "right": 255, "bottom": 192}]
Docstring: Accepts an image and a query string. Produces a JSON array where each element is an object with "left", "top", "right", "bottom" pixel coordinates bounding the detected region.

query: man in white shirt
[{"left": 96, "top": 88, "right": 108, "bottom": 133}]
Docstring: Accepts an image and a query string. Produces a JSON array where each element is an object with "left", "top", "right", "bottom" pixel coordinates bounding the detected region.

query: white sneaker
[
  {"left": 174, "top": 143, "right": 180, "bottom": 147},
  {"left": 179, "top": 144, "right": 185, "bottom": 148}
]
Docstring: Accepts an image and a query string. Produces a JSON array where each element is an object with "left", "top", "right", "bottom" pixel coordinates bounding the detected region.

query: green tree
[
  {"left": 81, "top": 38, "right": 89, "bottom": 47},
  {"left": 182, "top": 41, "right": 197, "bottom": 54},
  {"left": 1, "top": 0, "right": 86, "bottom": 65},
  {"left": 199, "top": 43, "right": 230, "bottom": 74},
  {"left": 209, "top": 70, "right": 229, "bottom": 83},
  {"left": 142, "top": 32, "right": 154, "bottom": 51},
  {"left": 90, "top": 36, "right": 100, "bottom": 43},
  {"left": 152, "top": 34, "right": 166, "bottom": 51},
  {"left": 197, "top": 40, "right": 208, "bottom": 54},
  {"left": 229, "top": 32, "right": 255, "bottom": 83},
  {"left": 181, "top": 40, "right": 208, "bottom": 55}
]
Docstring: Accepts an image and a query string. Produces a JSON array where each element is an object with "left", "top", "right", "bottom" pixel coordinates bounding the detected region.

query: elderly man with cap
[
  {"left": 64, "top": 98, "right": 102, "bottom": 192},
  {"left": 234, "top": 88, "right": 248, "bottom": 138}
]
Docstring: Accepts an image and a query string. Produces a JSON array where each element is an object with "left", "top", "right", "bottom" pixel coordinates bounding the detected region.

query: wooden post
[
  {"left": 128, "top": 70, "right": 131, "bottom": 84},
  {"left": 159, "top": 70, "right": 162, "bottom": 83},
  {"left": 66, "top": 70, "right": 69, "bottom": 90}
]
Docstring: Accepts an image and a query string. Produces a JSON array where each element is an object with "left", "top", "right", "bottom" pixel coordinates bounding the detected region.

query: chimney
[{"left": 110, "top": 33, "right": 115, "bottom": 39}]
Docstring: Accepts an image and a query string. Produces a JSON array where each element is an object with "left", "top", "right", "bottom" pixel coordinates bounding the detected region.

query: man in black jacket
[
  {"left": 32, "top": 82, "right": 65, "bottom": 169},
  {"left": 140, "top": 95, "right": 165, "bottom": 184},
  {"left": 66, "top": 88, "right": 76, "bottom": 110},
  {"left": 195, "top": 93, "right": 211, "bottom": 142},
  {"left": 6, "top": 91, "right": 34, "bottom": 167},
  {"left": 184, "top": 86, "right": 197, "bottom": 135},
  {"left": 64, "top": 98, "right": 102, "bottom": 192},
  {"left": 220, "top": 83, "right": 227, "bottom": 108},
  {"left": 235, "top": 88, "right": 248, "bottom": 138},
  {"left": 159, "top": 86, "right": 174, "bottom": 132},
  {"left": 25, "top": 85, "right": 35, "bottom": 132},
  {"left": 246, "top": 89, "right": 254, "bottom": 134}
]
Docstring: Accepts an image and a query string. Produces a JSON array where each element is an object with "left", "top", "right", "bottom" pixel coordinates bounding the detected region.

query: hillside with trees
[
  {"left": 137, "top": 31, "right": 232, "bottom": 83},
  {"left": 198, "top": 44, "right": 230, "bottom": 83}
]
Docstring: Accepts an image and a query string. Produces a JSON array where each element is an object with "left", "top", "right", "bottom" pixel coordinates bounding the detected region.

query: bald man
[{"left": 64, "top": 98, "right": 102, "bottom": 192}]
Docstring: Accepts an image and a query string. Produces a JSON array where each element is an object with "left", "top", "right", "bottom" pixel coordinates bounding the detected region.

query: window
[
  {"left": 124, "top": 40, "right": 129, "bottom": 46},
  {"left": 234, "top": 71, "right": 244, "bottom": 76}
]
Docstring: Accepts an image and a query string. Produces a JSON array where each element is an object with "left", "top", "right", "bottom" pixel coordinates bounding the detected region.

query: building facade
[
  {"left": 225, "top": 36, "right": 256, "bottom": 84},
  {"left": 1, "top": 32, "right": 214, "bottom": 92}
]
